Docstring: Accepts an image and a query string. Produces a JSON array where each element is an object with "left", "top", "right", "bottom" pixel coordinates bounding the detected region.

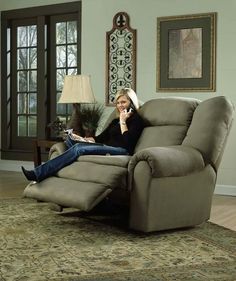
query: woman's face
[{"left": 116, "top": 95, "right": 131, "bottom": 113}]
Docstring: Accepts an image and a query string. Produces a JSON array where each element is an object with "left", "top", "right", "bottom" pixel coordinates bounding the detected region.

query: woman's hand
[
  {"left": 119, "top": 109, "right": 133, "bottom": 124},
  {"left": 119, "top": 109, "right": 133, "bottom": 134}
]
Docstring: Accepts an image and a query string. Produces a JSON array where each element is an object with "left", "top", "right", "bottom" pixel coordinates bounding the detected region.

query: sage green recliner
[{"left": 23, "top": 96, "right": 234, "bottom": 232}]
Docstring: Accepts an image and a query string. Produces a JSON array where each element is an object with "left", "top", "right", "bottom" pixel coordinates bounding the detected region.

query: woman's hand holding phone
[{"left": 120, "top": 108, "right": 133, "bottom": 125}]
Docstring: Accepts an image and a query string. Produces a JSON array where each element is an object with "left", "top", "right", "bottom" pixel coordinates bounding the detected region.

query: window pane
[
  {"left": 56, "top": 69, "right": 66, "bottom": 91},
  {"left": 7, "top": 28, "right": 11, "bottom": 51},
  {"left": 18, "top": 71, "right": 27, "bottom": 92},
  {"left": 56, "top": 22, "right": 66, "bottom": 44},
  {"left": 7, "top": 53, "right": 11, "bottom": 76},
  {"left": 56, "top": 45, "right": 66, "bottom": 67},
  {"left": 29, "top": 70, "right": 37, "bottom": 91},
  {"left": 17, "top": 26, "right": 27, "bottom": 47},
  {"left": 67, "top": 45, "right": 77, "bottom": 67},
  {"left": 7, "top": 78, "right": 11, "bottom": 100},
  {"left": 28, "top": 25, "right": 37, "bottom": 46},
  {"left": 56, "top": 93, "right": 72, "bottom": 116},
  {"left": 67, "top": 21, "right": 77, "bottom": 43},
  {"left": 44, "top": 25, "right": 47, "bottom": 48},
  {"left": 29, "top": 48, "right": 37, "bottom": 68},
  {"left": 68, "top": 68, "right": 77, "bottom": 75},
  {"left": 57, "top": 92, "right": 66, "bottom": 115},
  {"left": 18, "top": 48, "right": 27, "bottom": 69},
  {"left": 18, "top": 93, "right": 27, "bottom": 114},
  {"left": 57, "top": 103, "right": 67, "bottom": 115},
  {"left": 28, "top": 116, "right": 37, "bottom": 136},
  {"left": 18, "top": 116, "right": 27, "bottom": 136},
  {"left": 68, "top": 103, "right": 73, "bottom": 114},
  {"left": 29, "top": 93, "right": 37, "bottom": 114}
]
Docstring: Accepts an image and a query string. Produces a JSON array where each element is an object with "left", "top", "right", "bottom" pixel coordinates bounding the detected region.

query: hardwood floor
[
  {"left": 0, "top": 170, "right": 236, "bottom": 231},
  {"left": 210, "top": 195, "right": 236, "bottom": 231}
]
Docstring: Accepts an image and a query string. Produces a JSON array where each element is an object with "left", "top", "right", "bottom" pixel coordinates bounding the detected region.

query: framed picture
[{"left": 157, "top": 12, "right": 216, "bottom": 91}]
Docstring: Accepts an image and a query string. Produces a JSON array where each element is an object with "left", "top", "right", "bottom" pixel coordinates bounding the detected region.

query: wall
[{"left": 0, "top": 0, "right": 236, "bottom": 194}]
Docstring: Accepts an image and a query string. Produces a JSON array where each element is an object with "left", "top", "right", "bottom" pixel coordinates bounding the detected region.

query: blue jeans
[{"left": 34, "top": 137, "right": 128, "bottom": 182}]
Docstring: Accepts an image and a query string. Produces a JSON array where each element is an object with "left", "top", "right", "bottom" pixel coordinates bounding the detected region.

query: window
[
  {"left": 53, "top": 18, "right": 78, "bottom": 125},
  {"left": 16, "top": 24, "right": 38, "bottom": 137},
  {"left": 1, "top": 2, "right": 81, "bottom": 160}
]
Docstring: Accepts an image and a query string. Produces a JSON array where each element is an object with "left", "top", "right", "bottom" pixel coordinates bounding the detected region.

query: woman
[{"left": 21, "top": 88, "right": 144, "bottom": 182}]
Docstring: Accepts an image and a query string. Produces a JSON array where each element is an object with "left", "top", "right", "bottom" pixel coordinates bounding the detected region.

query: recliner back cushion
[
  {"left": 182, "top": 96, "right": 234, "bottom": 170},
  {"left": 135, "top": 97, "right": 200, "bottom": 152}
]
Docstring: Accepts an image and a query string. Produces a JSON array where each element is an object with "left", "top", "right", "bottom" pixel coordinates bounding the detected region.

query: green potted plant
[{"left": 79, "top": 103, "right": 105, "bottom": 137}]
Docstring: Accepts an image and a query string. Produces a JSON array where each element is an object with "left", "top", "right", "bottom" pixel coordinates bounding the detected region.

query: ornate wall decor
[{"left": 106, "top": 12, "right": 136, "bottom": 105}]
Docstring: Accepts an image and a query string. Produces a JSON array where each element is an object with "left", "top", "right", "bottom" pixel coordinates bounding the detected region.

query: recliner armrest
[
  {"left": 128, "top": 145, "right": 205, "bottom": 178},
  {"left": 49, "top": 142, "right": 67, "bottom": 159}
]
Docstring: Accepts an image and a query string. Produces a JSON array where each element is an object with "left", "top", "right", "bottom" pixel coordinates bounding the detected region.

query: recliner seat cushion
[
  {"left": 57, "top": 161, "right": 128, "bottom": 190},
  {"left": 77, "top": 155, "right": 130, "bottom": 167}
]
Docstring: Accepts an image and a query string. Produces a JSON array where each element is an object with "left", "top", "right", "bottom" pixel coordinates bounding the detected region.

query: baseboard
[{"left": 214, "top": 185, "right": 236, "bottom": 196}]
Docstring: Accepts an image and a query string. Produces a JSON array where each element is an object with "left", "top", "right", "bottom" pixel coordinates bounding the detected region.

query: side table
[{"left": 33, "top": 139, "right": 57, "bottom": 167}]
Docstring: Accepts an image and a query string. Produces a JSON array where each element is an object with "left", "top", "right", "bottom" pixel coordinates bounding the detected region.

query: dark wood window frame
[{"left": 1, "top": 1, "right": 81, "bottom": 161}]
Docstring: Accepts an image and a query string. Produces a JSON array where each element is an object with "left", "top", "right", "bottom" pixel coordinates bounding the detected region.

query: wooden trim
[
  {"left": 32, "top": 139, "right": 57, "bottom": 167},
  {"left": 1, "top": 1, "right": 81, "bottom": 20}
]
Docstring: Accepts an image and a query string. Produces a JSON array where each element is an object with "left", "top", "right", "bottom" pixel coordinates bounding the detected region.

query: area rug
[{"left": 0, "top": 198, "right": 235, "bottom": 281}]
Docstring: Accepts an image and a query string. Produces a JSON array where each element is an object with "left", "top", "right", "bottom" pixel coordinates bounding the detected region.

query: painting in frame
[{"left": 157, "top": 12, "right": 216, "bottom": 92}]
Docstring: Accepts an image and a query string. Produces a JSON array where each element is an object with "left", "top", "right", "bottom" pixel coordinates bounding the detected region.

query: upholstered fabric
[
  {"left": 50, "top": 148, "right": 131, "bottom": 189},
  {"left": 129, "top": 145, "right": 205, "bottom": 179},
  {"left": 23, "top": 96, "right": 234, "bottom": 232},
  {"left": 49, "top": 141, "right": 67, "bottom": 158},
  {"left": 129, "top": 164, "right": 216, "bottom": 232},
  {"left": 24, "top": 177, "right": 112, "bottom": 211},
  {"left": 182, "top": 96, "right": 234, "bottom": 170},
  {"left": 57, "top": 160, "right": 128, "bottom": 189},
  {"left": 135, "top": 97, "right": 199, "bottom": 151}
]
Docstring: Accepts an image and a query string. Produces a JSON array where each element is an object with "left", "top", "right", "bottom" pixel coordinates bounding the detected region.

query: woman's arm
[
  {"left": 119, "top": 109, "right": 132, "bottom": 134},
  {"left": 121, "top": 113, "right": 144, "bottom": 154},
  {"left": 94, "top": 121, "right": 114, "bottom": 143}
]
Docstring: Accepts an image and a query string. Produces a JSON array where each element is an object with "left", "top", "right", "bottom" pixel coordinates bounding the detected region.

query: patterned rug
[{"left": 0, "top": 198, "right": 235, "bottom": 281}]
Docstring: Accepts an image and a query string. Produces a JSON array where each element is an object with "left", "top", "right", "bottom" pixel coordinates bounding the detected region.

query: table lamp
[{"left": 58, "top": 75, "right": 96, "bottom": 134}]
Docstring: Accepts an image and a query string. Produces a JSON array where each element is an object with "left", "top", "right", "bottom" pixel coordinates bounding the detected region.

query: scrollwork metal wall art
[{"left": 106, "top": 12, "right": 137, "bottom": 105}]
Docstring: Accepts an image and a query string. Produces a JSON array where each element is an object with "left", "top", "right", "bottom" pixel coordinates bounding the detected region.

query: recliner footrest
[{"left": 23, "top": 176, "right": 112, "bottom": 211}]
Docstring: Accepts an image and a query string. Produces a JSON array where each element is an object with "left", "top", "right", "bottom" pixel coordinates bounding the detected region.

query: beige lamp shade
[{"left": 58, "top": 75, "right": 96, "bottom": 104}]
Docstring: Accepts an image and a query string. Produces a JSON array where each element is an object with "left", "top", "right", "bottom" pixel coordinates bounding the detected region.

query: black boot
[{"left": 21, "top": 166, "right": 37, "bottom": 182}]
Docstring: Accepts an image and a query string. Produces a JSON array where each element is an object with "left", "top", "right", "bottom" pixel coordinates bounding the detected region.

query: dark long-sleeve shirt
[{"left": 95, "top": 113, "right": 144, "bottom": 155}]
